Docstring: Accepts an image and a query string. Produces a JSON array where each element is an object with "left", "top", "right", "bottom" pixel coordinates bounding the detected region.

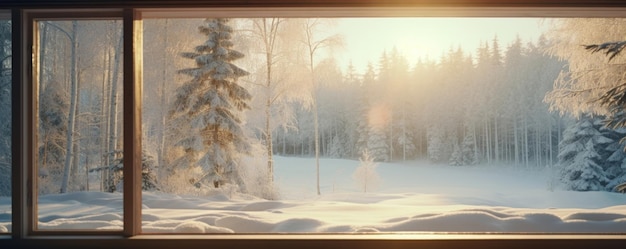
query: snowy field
[{"left": 1, "top": 156, "right": 626, "bottom": 233}]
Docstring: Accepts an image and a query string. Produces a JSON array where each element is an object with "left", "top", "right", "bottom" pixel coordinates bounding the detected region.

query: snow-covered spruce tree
[
  {"left": 328, "top": 136, "right": 345, "bottom": 158},
  {"left": 557, "top": 115, "right": 611, "bottom": 191},
  {"left": 92, "top": 151, "right": 159, "bottom": 192},
  {"left": 171, "top": 18, "right": 251, "bottom": 191},
  {"left": 561, "top": 139, "right": 610, "bottom": 191},
  {"left": 355, "top": 64, "right": 375, "bottom": 156},
  {"left": 599, "top": 123, "right": 626, "bottom": 191},
  {"left": 461, "top": 128, "right": 479, "bottom": 166},
  {"left": 427, "top": 125, "right": 450, "bottom": 163},
  {"left": 608, "top": 172, "right": 626, "bottom": 192},
  {"left": 604, "top": 141, "right": 626, "bottom": 191},
  {"left": 450, "top": 126, "right": 479, "bottom": 166},
  {"left": 139, "top": 153, "right": 159, "bottom": 191},
  {"left": 449, "top": 142, "right": 463, "bottom": 166},
  {"left": 367, "top": 125, "right": 389, "bottom": 162},
  {"left": 37, "top": 81, "right": 69, "bottom": 194},
  {"left": 397, "top": 131, "right": 416, "bottom": 161},
  {"left": 353, "top": 150, "right": 380, "bottom": 193}
]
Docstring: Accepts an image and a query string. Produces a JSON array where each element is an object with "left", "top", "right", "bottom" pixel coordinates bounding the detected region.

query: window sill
[{"left": 1, "top": 234, "right": 625, "bottom": 249}]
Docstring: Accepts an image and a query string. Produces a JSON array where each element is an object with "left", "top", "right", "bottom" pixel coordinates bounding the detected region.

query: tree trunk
[
  {"left": 389, "top": 109, "right": 394, "bottom": 161},
  {"left": 485, "top": 119, "right": 491, "bottom": 164},
  {"left": 72, "top": 82, "right": 81, "bottom": 190},
  {"left": 514, "top": 117, "right": 519, "bottom": 167},
  {"left": 494, "top": 116, "right": 499, "bottom": 163},
  {"left": 60, "top": 21, "right": 79, "bottom": 194},
  {"left": 106, "top": 25, "right": 123, "bottom": 192},
  {"left": 402, "top": 109, "right": 406, "bottom": 161},
  {"left": 100, "top": 37, "right": 111, "bottom": 192},
  {"left": 282, "top": 130, "right": 286, "bottom": 155},
  {"left": 266, "top": 86, "right": 273, "bottom": 183},
  {"left": 38, "top": 22, "right": 47, "bottom": 101},
  {"left": 548, "top": 118, "right": 553, "bottom": 165},
  {"left": 535, "top": 123, "right": 541, "bottom": 168},
  {"left": 472, "top": 123, "right": 478, "bottom": 163},
  {"left": 213, "top": 123, "right": 221, "bottom": 188},
  {"left": 157, "top": 19, "right": 169, "bottom": 177},
  {"left": 314, "top": 100, "right": 320, "bottom": 195},
  {"left": 523, "top": 116, "right": 529, "bottom": 168}
]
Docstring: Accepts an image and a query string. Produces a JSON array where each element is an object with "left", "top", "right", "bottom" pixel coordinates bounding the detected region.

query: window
[
  {"left": 2, "top": 1, "right": 626, "bottom": 248},
  {"left": 0, "top": 9, "right": 10, "bottom": 234},
  {"left": 34, "top": 18, "right": 123, "bottom": 231},
  {"left": 139, "top": 16, "right": 626, "bottom": 234}
]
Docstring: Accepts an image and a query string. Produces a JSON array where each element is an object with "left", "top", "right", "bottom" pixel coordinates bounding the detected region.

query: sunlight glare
[{"left": 368, "top": 103, "right": 391, "bottom": 129}]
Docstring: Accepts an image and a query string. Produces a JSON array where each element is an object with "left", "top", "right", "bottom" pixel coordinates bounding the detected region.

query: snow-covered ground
[{"left": 1, "top": 156, "right": 626, "bottom": 233}]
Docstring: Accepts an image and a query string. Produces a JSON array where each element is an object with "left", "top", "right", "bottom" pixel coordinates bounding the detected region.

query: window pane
[
  {"left": 137, "top": 17, "right": 626, "bottom": 234},
  {"left": 0, "top": 11, "right": 11, "bottom": 234},
  {"left": 36, "top": 19, "right": 123, "bottom": 230}
]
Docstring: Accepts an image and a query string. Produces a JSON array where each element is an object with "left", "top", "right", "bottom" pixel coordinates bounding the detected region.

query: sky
[{"left": 331, "top": 18, "right": 551, "bottom": 74}]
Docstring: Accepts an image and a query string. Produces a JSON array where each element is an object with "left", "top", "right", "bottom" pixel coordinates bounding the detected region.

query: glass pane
[
  {"left": 0, "top": 11, "right": 11, "bottom": 234},
  {"left": 36, "top": 19, "right": 123, "bottom": 230},
  {"left": 138, "top": 17, "right": 626, "bottom": 234}
]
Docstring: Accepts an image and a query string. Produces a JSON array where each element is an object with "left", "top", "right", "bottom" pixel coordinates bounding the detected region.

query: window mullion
[
  {"left": 122, "top": 8, "right": 142, "bottom": 237},
  {"left": 10, "top": 7, "right": 28, "bottom": 238}
]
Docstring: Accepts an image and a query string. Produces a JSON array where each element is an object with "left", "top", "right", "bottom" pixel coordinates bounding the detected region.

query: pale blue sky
[{"left": 332, "top": 18, "right": 550, "bottom": 74}]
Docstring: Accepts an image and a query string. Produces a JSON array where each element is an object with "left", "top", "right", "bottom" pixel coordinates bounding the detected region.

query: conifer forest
[{"left": 2, "top": 17, "right": 626, "bottom": 199}]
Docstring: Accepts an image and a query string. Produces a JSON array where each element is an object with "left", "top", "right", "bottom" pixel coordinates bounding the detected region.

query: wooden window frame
[
  {"left": 24, "top": 9, "right": 129, "bottom": 236},
  {"left": 3, "top": 1, "right": 626, "bottom": 248}
]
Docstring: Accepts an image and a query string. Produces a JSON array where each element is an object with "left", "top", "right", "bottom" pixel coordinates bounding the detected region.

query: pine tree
[
  {"left": 171, "top": 18, "right": 251, "bottom": 191},
  {"left": 557, "top": 115, "right": 611, "bottom": 191}
]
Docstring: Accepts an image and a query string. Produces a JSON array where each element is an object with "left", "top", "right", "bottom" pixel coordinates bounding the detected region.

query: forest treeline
[{"left": 2, "top": 18, "right": 626, "bottom": 197}]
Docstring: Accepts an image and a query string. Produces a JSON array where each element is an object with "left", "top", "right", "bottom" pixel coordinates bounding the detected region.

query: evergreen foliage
[
  {"left": 557, "top": 115, "right": 611, "bottom": 191},
  {"left": 461, "top": 129, "right": 479, "bottom": 165},
  {"left": 170, "top": 18, "right": 251, "bottom": 191},
  {"left": 599, "top": 125, "right": 626, "bottom": 191},
  {"left": 449, "top": 142, "right": 463, "bottom": 166},
  {"left": 427, "top": 125, "right": 450, "bottom": 163},
  {"left": 90, "top": 152, "right": 159, "bottom": 192},
  {"left": 449, "top": 125, "right": 479, "bottom": 166},
  {"left": 37, "top": 82, "right": 70, "bottom": 193},
  {"left": 367, "top": 125, "right": 389, "bottom": 162},
  {"left": 38, "top": 83, "right": 69, "bottom": 169},
  {"left": 355, "top": 64, "right": 375, "bottom": 156}
]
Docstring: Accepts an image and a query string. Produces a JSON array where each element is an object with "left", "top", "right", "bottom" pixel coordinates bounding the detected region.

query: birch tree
[
  {"left": 243, "top": 18, "right": 307, "bottom": 186},
  {"left": 58, "top": 21, "right": 78, "bottom": 194},
  {"left": 300, "top": 18, "right": 342, "bottom": 195}
]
